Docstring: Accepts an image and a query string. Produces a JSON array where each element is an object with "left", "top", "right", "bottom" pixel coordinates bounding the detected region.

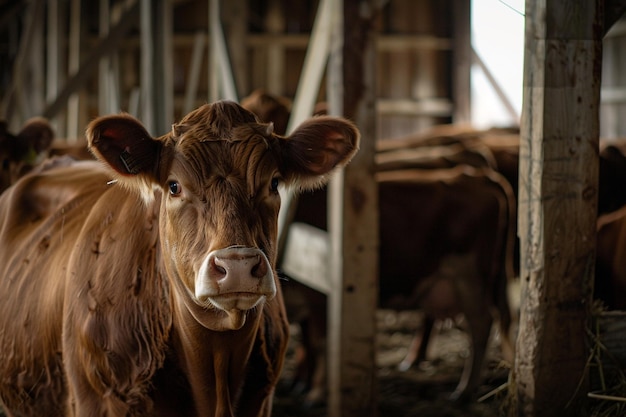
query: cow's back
[{"left": 0, "top": 161, "right": 113, "bottom": 416}]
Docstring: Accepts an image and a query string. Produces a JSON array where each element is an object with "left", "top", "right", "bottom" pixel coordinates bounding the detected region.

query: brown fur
[{"left": 0, "top": 101, "right": 359, "bottom": 417}]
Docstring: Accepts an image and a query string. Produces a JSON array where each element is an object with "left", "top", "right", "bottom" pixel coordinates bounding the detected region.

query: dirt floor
[{"left": 273, "top": 309, "right": 511, "bottom": 417}]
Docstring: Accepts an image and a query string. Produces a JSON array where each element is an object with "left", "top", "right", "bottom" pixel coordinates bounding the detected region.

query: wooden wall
[{"left": 0, "top": 0, "right": 460, "bottom": 141}]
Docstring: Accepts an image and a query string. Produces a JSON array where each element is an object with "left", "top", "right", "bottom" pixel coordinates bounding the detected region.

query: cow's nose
[
  {"left": 209, "top": 251, "right": 269, "bottom": 282},
  {"left": 195, "top": 247, "right": 276, "bottom": 307}
]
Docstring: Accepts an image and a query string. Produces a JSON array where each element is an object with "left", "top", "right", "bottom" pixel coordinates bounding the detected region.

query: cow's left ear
[
  {"left": 87, "top": 114, "right": 161, "bottom": 177},
  {"left": 281, "top": 116, "right": 360, "bottom": 189}
]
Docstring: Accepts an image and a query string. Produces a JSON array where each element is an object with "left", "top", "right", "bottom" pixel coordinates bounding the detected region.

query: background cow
[
  {"left": 0, "top": 101, "right": 359, "bottom": 417},
  {"left": 283, "top": 164, "right": 516, "bottom": 404},
  {"left": 0, "top": 117, "right": 55, "bottom": 193}
]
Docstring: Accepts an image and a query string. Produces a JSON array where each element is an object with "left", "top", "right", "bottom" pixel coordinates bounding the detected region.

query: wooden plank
[
  {"left": 286, "top": 0, "right": 334, "bottom": 133},
  {"left": 326, "top": 0, "right": 378, "bottom": 416},
  {"left": 209, "top": 0, "right": 238, "bottom": 101},
  {"left": 1, "top": 0, "right": 45, "bottom": 125},
  {"left": 98, "top": 0, "right": 111, "bottom": 115},
  {"left": 67, "top": 0, "right": 81, "bottom": 141},
  {"left": 183, "top": 31, "right": 206, "bottom": 115},
  {"left": 223, "top": 0, "right": 247, "bottom": 95},
  {"left": 28, "top": 3, "right": 45, "bottom": 118},
  {"left": 510, "top": 2, "right": 602, "bottom": 416},
  {"left": 452, "top": 0, "right": 471, "bottom": 124},
  {"left": 281, "top": 223, "right": 332, "bottom": 294},
  {"left": 42, "top": 0, "right": 139, "bottom": 121},
  {"left": 46, "top": 0, "right": 65, "bottom": 134},
  {"left": 246, "top": 33, "right": 452, "bottom": 50},
  {"left": 153, "top": 0, "right": 174, "bottom": 135},
  {"left": 264, "top": 0, "right": 285, "bottom": 94},
  {"left": 277, "top": 0, "right": 335, "bottom": 258},
  {"left": 376, "top": 98, "right": 452, "bottom": 117}
]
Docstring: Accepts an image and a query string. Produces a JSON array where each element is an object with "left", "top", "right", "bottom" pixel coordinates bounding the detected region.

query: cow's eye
[
  {"left": 168, "top": 181, "right": 182, "bottom": 196},
  {"left": 270, "top": 177, "right": 280, "bottom": 193}
]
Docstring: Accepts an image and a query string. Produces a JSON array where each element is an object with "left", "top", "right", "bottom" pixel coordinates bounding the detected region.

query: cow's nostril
[
  {"left": 251, "top": 256, "right": 268, "bottom": 279},
  {"left": 210, "top": 258, "right": 227, "bottom": 279}
]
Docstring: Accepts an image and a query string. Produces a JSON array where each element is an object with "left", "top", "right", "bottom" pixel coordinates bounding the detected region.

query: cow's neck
[{"left": 170, "top": 295, "right": 262, "bottom": 417}]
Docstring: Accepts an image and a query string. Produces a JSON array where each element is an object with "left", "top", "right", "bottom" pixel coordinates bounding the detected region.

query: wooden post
[
  {"left": 153, "top": 0, "right": 174, "bottom": 135},
  {"left": 99, "top": 0, "right": 111, "bottom": 115},
  {"left": 67, "top": 0, "right": 81, "bottom": 140},
  {"left": 140, "top": 0, "right": 154, "bottom": 133},
  {"left": 452, "top": 0, "right": 471, "bottom": 124},
  {"left": 327, "top": 0, "right": 378, "bottom": 416},
  {"left": 208, "top": 0, "right": 238, "bottom": 102},
  {"left": 510, "top": 2, "right": 602, "bottom": 416},
  {"left": 47, "top": 0, "right": 65, "bottom": 134},
  {"left": 264, "top": 0, "right": 285, "bottom": 95}
]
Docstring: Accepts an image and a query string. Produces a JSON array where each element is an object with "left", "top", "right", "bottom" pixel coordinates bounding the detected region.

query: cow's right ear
[
  {"left": 87, "top": 114, "right": 161, "bottom": 178},
  {"left": 280, "top": 116, "right": 360, "bottom": 190}
]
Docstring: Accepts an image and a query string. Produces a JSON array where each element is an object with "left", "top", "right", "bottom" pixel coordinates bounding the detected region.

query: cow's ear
[
  {"left": 87, "top": 114, "right": 160, "bottom": 177},
  {"left": 281, "top": 116, "right": 360, "bottom": 190}
]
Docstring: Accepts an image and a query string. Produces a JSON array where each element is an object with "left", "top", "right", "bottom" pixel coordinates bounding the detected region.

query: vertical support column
[
  {"left": 509, "top": 2, "right": 602, "bottom": 416},
  {"left": 208, "top": 0, "right": 238, "bottom": 102},
  {"left": 154, "top": 0, "right": 174, "bottom": 134},
  {"left": 140, "top": 0, "right": 155, "bottom": 134},
  {"left": 327, "top": 0, "right": 378, "bottom": 416},
  {"left": 67, "top": 0, "right": 81, "bottom": 141},
  {"left": 99, "top": 0, "right": 111, "bottom": 115},
  {"left": 47, "top": 0, "right": 65, "bottom": 134},
  {"left": 452, "top": 0, "right": 471, "bottom": 124},
  {"left": 265, "top": 0, "right": 285, "bottom": 95}
]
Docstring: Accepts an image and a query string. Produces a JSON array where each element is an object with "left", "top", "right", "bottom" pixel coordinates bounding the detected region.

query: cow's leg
[
  {"left": 398, "top": 315, "right": 435, "bottom": 371},
  {"left": 450, "top": 306, "right": 492, "bottom": 402},
  {"left": 495, "top": 276, "right": 515, "bottom": 364}
]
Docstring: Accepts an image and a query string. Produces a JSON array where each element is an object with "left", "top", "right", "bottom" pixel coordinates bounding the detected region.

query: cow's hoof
[{"left": 448, "top": 389, "right": 471, "bottom": 403}]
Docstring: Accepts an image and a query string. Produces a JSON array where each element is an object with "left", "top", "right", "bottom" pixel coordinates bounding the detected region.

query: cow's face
[{"left": 86, "top": 101, "right": 359, "bottom": 331}]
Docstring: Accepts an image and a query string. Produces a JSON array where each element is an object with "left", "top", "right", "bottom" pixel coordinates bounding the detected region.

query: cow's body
[
  {"left": 0, "top": 101, "right": 359, "bottom": 417},
  {"left": 288, "top": 165, "right": 516, "bottom": 403},
  {"left": 595, "top": 204, "right": 626, "bottom": 311}
]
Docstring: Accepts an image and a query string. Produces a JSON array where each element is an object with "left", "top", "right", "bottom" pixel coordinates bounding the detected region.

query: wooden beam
[
  {"left": 42, "top": 1, "right": 139, "bottom": 120},
  {"left": 452, "top": 0, "right": 471, "bottom": 123},
  {"left": 286, "top": 0, "right": 335, "bottom": 133},
  {"left": 183, "top": 31, "right": 206, "bottom": 114},
  {"left": 67, "top": 0, "right": 81, "bottom": 140},
  {"left": 264, "top": 0, "right": 285, "bottom": 95},
  {"left": 140, "top": 0, "right": 155, "bottom": 133},
  {"left": 152, "top": 0, "right": 174, "bottom": 135},
  {"left": 326, "top": 0, "right": 378, "bottom": 416},
  {"left": 208, "top": 0, "right": 238, "bottom": 102},
  {"left": 46, "top": 0, "right": 65, "bottom": 134},
  {"left": 510, "top": 1, "right": 602, "bottom": 416},
  {"left": 1, "top": 0, "right": 45, "bottom": 125},
  {"left": 277, "top": 0, "right": 336, "bottom": 259}
]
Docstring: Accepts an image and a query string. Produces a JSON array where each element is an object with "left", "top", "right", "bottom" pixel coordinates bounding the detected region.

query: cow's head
[
  {"left": 0, "top": 118, "right": 55, "bottom": 193},
  {"left": 86, "top": 101, "right": 359, "bottom": 330}
]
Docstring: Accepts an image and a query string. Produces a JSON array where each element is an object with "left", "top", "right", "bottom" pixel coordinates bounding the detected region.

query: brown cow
[
  {"left": 0, "top": 101, "right": 359, "bottom": 417},
  {"left": 0, "top": 117, "right": 55, "bottom": 193},
  {"left": 286, "top": 165, "right": 516, "bottom": 403},
  {"left": 595, "top": 204, "right": 626, "bottom": 311}
]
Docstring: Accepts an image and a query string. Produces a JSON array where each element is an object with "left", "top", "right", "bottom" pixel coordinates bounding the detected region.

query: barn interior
[{"left": 2, "top": 1, "right": 626, "bottom": 417}]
